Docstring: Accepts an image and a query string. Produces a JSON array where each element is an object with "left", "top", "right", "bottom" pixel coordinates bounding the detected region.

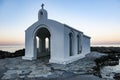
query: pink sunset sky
[{"left": 0, "top": 0, "right": 120, "bottom": 47}]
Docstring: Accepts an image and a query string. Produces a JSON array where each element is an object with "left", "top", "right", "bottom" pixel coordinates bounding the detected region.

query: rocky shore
[
  {"left": 91, "top": 47, "right": 120, "bottom": 57},
  {"left": 0, "top": 51, "right": 114, "bottom": 80},
  {"left": 0, "top": 49, "right": 25, "bottom": 59}
]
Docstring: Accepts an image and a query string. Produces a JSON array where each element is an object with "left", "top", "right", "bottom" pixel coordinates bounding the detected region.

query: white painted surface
[{"left": 23, "top": 7, "right": 91, "bottom": 64}]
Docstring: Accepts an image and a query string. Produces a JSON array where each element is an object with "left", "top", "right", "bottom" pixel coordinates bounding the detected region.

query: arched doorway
[{"left": 35, "top": 27, "right": 51, "bottom": 58}]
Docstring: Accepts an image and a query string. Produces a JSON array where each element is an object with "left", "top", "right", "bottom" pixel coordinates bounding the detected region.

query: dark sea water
[{"left": 0, "top": 45, "right": 24, "bottom": 52}]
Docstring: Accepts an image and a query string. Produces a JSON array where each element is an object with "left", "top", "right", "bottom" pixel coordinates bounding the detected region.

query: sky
[{"left": 0, "top": 0, "right": 120, "bottom": 46}]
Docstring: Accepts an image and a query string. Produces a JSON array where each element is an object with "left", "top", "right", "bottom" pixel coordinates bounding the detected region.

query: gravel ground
[{"left": 0, "top": 52, "right": 114, "bottom": 80}]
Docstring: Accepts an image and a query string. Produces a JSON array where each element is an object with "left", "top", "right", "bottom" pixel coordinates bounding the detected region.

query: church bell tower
[{"left": 38, "top": 4, "right": 48, "bottom": 21}]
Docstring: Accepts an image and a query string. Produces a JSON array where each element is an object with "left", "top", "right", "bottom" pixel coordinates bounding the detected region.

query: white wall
[
  {"left": 23, "top": 18, "right": 91, "bottom": 64},
  {"left": 23, "top": 19, "right": 67, "bottom": 64},
  {"left": 48, "top": 20, "right": 65, "bottom": 62},
  {"left": 82, "top": 35, "right": 91, "bottom": 55},
  {"left": 63, "top": 25, "right": 91, "bottom": 64}
]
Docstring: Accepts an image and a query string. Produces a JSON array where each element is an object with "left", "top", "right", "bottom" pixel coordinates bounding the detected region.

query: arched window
[
  {"left": 77, "top": 35, "right": 80, "bottom": 54},
  {"left": 69, "top": 33, "right": 73, "bottom": 56}
]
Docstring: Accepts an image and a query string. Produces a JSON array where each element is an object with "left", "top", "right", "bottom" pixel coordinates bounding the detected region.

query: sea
[
  {"left": 0, "top": 44, "right": 119, "bottom": 53},
  {"left": 0, "top": 45, "right": 25, "bottom": 52},
  {"left": 92, "top": 44, "right": 120, "bottom": 47}
]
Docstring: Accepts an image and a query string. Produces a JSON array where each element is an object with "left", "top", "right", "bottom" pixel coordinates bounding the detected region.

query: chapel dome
[{"left": 38, "top": 4, "right": 48, "bottom": 21}]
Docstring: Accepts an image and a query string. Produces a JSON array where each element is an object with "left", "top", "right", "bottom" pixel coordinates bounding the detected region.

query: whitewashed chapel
[{"left": 23, "top": 4, "right": 91, "bottom": 64}]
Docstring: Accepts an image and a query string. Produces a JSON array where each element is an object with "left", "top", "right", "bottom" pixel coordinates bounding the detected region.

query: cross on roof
[{"left": 41, "top": 3, "right": 44, "bottom": 9}]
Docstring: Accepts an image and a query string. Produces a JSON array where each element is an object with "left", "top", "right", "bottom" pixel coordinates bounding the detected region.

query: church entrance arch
[{"left": 34, "top": 27, "right": 51, "bottom": 58}]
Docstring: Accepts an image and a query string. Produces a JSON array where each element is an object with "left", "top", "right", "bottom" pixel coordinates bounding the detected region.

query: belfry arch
[{"left": 34, "top": 27, "right": 51, "bottom": 58}]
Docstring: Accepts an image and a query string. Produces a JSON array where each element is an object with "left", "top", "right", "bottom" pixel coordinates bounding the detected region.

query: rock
[
  {"left": 2, "top": 70, "right": 20, "bottom": 79},
  {"left": 28, "top": 71, "right": 52, "bottom": 78},
  {"left": 64, "top": 74, "right": 107, "bottom": 80},
  {"left": 86, "top": 52, "right": 108, "bottom": 60},
  {"left": 114, "top": 73, "right": 120, "bottom": 80},
  {"left": 0, "top": 66, "right": 7, "bottom": 79},
  {"left": 0, "top": 52, "right": 110, "bottom": 80},
  {"left": 62, "top": 71, "right": 75, "bottom": 78},
  {"left": 0, "top": 49, "right": 25, "bottom": 59},
  {"left": 19, "top": 70, "right": 31, "bottom": 76},
  {"left": 28, "top": 65, "right": 52, "bottom": 78}
]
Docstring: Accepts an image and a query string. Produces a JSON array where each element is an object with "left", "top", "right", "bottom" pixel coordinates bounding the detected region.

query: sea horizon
[
  {"left": 92, "top": 44, "right": 120, "bottom": 47},
  {"left": 0, "top": 44, "right": 120, "bottom": 53},
  {"left": 0, "top": 44, "right": 25, "bottom": 52}
]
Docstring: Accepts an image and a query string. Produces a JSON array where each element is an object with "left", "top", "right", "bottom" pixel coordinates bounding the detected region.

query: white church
[{"left": 23, "top": 4, "right": 91, "bottom": 64}]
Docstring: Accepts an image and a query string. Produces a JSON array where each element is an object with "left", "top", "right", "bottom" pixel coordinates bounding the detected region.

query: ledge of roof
[
  {"left": 83, "top": 35, "right": 91, "bottom": 39},
  {"left": 64, "top": 24, "right": 83, "bottom": 33}
]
